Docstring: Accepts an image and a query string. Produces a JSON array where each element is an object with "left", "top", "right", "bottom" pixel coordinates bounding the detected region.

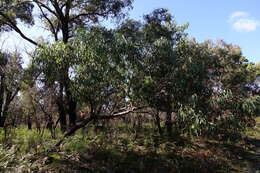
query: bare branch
[
  {"left": 36, "top": 3, "right": 59, "bottom": 41},
  {"left": 32, "top": 0, "right": 59, "bottom": 19},
  {"left": 55, "top": 106, "right": 145, "bottom": 147}
]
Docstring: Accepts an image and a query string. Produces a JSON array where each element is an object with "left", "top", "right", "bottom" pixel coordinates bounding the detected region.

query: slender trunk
[
  {"left": 0, "top": 75, "right": 5, "bottom": 127},
  {"left": 0, "top": 98, "right": 17, "bottom": 128},
  {"left": 0, "top": 103, "right": 9, "bottom": 127},
  {"left": 0, "top": 74, "right": 19, "bottom": 128},
  {"left": 0, "top": 113, "right": 6, "bottom": 127},
  {"left": 0, "top": 90, "right": 19, "bottom": 127},
  {"left": 154, "top": 111, "right": 162, "bottom": 135},
  {"left": 165, "top": 110, "right": 172, "bottom": 135},
  {"left": 0, "top": 113, "right": 3, "bottom": 127},
  {"left": 27, "top": 115, "right": 32, "bottom": 130}
]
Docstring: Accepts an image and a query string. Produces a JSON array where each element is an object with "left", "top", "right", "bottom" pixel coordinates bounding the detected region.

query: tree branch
[
  {"left": 32, "top": 0, "right": 59, "bottom": 19},
  {"left": 0, "top": 11, "right": 39, "bottom": 46},
  {"left": 55, "top": 106, "right": 145, "bottom": 147},
  {"left": 36, "top": 3, "right": 59, "bottom": 41}
]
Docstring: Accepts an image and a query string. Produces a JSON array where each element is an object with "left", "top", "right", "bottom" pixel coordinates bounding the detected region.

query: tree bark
[
  {"left": 0, "top": 75, "right": 5, "bottom": 127},
  {"left": 165, "top": 110, "right": 172, "bottom": 135},
  {"left": 27, "top": 116, "right": 32, "bottom": 130},
  {"left": 68, "top": 98, "right": 77, "bottom": 127},
  {"left": 154, "top": 110, "right": 163, "bottom": 135},
  {"left": 62, "top": 19, "right": 77, "bottom": 128},
  {"left": 64, "top": 73, "right": 77, "bottom": 127},
  {"left": 0, "top": 103, "right": 10, "bottom": 127},
  {"left": 0, "top": 112, "right": 7, "bottom": 127},
  {"left": 57, "top": 83, "right": 67, "bottom": 132}
]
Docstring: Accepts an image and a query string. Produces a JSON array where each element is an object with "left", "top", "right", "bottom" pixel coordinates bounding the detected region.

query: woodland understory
[{"left": 0, "top": 0, "right": 259, "bottom": 172}]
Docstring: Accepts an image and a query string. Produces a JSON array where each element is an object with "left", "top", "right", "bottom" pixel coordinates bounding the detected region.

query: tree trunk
[
  {"left": 154, "top": 110, "right": 162, "bottom": 135},
  {"left": 0, "top": 113, "right": 6, "bottom": 127},
  {"left": 64, "top": 72, "right": 77, "bottom": 127},
  {"left": 165, "top": 110, "right": 172, "bottom": 135},
  {"left": 27, "top": 116, "right": 32, "bottom": 130},
  {"left": 0, "top": 74, "right": 19, "bottom": 128},
  {"left": 51, "top": 20, "right": 78, "bottom": 130},
  {"left": 57, "top": 83, "right": 67, "bottom": 132},
  {"left": 0, "top": 75, "right": 5, "bottom": 127},
  {"left": 58, "top": 102, "right": 67, "bottom": 132},
  {"left": 0, "top": 104, "right": 9, "bottom": 127},
  {"left": 68, "top": 98, "right": 77, "bottom": 127}
]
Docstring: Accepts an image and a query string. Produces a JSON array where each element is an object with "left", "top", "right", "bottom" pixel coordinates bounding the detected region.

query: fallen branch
[
  {"left": 55, "top": 106, "right": 145, "bottom": 147},
  {"left": 55, "top": 116, "right": 94, "bottom": 147},
  {"left": 97, "top": 107, "right": 144, "bottom": 120}
]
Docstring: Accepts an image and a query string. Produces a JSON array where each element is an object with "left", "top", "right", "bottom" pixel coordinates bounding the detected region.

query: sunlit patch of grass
[
  {"left": 0, "top": 126, "right": 63, "bottom": 154},
  {"left": 245, "top": 117, "right": 260, "bottom": 139}
]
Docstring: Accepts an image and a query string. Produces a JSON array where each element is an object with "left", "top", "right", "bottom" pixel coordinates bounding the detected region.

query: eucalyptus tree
[
  {"left": 178, "top": 40, "right": 259, "bottom": 133},
  {"left": 0, "top": 0, "right": 133, "bottom": 129},
  {"left": 117, "top": 11, "right": 254, "bottom": 134},
  {"left": 71, "top": 27, "right": 130, "bottom": 118},
  {"left": 34, "top": 26, "right": 150, "bottom": 142},
  {"left": 0, "top": 52, "right": 23, "bottom": 127},
  {"left": 118, "top": 9, "right": 188, "bottom": 134}
]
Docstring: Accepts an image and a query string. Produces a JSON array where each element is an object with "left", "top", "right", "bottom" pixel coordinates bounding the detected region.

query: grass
[
  {"left": 245, "top": 116, "right": 260, "bottom": 139},
  {"left": 0, "top": 120, "right": 259, "bottom": 173}
]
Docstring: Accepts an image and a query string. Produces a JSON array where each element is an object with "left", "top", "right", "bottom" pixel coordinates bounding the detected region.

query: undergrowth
[{"left": 0, "top": 121, "right": 259, "bottom": 173}]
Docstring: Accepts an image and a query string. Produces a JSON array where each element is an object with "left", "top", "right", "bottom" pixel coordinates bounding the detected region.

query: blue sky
[
  {"left": 129, "top": 0, "right": 260, "bottom": 63},
  {"left": 0, "top": 0, "right": 259, "bottom": 64}
]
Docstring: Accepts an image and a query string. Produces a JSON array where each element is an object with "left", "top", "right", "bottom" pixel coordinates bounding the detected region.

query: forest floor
[
  {"left": 242, "top": 116, "right": 260, "bottom": 172},
  {"left": 0, "top": 118, "right": 260, "bottom": 173}
]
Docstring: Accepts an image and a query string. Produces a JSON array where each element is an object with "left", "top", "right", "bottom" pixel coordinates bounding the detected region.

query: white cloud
[
  {"left": 233, "top": 18, "right": 260, "bottom": 32},
  {"left": 229, "top": 11, "right": 260, "bottom": 32},
  {"left": 229, "top": 11, "right": 248, "bottom": 21}
]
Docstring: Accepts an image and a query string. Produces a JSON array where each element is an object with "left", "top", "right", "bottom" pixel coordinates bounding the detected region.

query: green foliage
[
  {"left": 119, "top": 9, "right": 188, "bottom": 112},
  {"left": 71, "top": 27, "right": 128, "bottom": 109},
  {"left": 0, "top": 0, "right": 34, "bottom": 31},
  {"left": 0, "top": 127, "right": 60, "bottom": 172},
  {"left": 0, "top": 51, "right": 24, "bottom": 126},
  {"left": 0, "top": 4, "right": 259, "bottom": 172},
  {"left": 0, "top": 117, "right": 259, "bottom": 172},
  {"left": 0, "top": 126, "right": 56, "bottom": 154},
  {"left": 175, "top": 105, "right": 208, "bottom": 136},
  {"left": 33, "top": 42, "right": 74, "bottom": 85},
  {"left": 241, "top": 96, "right": 260, "bottom": 116}
]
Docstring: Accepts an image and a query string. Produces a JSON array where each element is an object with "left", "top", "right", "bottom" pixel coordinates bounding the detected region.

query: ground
[{"left": 0, "top": 118, "right": 260, "bottom": 173}]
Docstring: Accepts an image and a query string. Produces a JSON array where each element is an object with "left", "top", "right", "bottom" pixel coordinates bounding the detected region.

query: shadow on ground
[{"left": 39, "top": 148, "right": 228, "bottom": 173}]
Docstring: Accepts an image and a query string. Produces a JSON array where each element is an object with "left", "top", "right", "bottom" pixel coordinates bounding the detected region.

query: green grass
[
  {"left": 0, "top": 126, "right": 63, "bottom": 154},
  {"left": 0, "top": 120, "right": 259, "bottom": 173},
  {"left": 245, "top": 116, "right": 260, "bottom": 139}
]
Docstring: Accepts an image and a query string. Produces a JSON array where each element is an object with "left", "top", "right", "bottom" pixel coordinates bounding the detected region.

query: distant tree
[
  {"left": 6, "top": 95, "right": 23, "bottom": 127},
  {"left": 20, "top": 87, "right": 37, "bottom": 130}
]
